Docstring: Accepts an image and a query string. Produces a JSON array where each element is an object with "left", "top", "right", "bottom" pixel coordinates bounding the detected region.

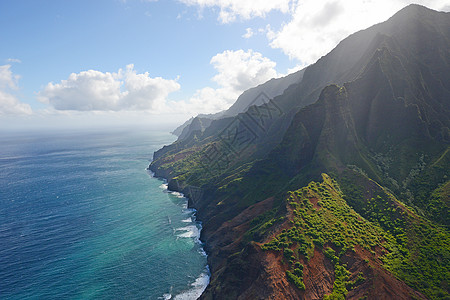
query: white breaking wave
[
  {"left": 159, "top": 293, "right": 172, "bottom": 300},
  {"left": 174, "top": 268, "right": 210, "bottom": 300},
  {"left": 169, "top": 191, "right": 185, "bottom": 198},
  {"left": 175, "top": 225, "right": 200, "bottom": 238},
  {"left": 153, "top": 177, "right": 209, "bottom": 299}
]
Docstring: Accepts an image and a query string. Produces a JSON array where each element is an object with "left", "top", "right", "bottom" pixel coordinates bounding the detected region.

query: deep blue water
[{"left": 0, "top": 129, "right": 208, "bottom": 299}]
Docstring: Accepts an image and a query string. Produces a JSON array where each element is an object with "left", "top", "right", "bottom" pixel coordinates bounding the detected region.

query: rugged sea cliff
[{"left": 150, "top": 5, "right": 449, "bottom": 299}]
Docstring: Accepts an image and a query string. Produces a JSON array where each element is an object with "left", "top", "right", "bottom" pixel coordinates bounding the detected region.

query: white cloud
[
  {"left": 0, "top": 90, "right": 32, "bottom": 115},
  {"left": 38, "top": 64, "right": 180, "bottom": 112},
  {"left": 176, "top": 49, "right": 279, "bottom": 114},
  {"left": 181, "top": 87, "right": 232, "bottom": 114},
  {"left": 0, "top": 65, "right": 32, "bottom": 115},
  {"left": 0, "top": 65, "right": 20, "bottom": 90},
  {"left": 267, "top": 0, "right": 402, "bottom": 65},
  {"left": 181, "top": 0, "right": 450, "bottom": 66},
  {"left": 242, "top": 27, "right": 254, "bottom": 38},
  {"left": 286, "top": 64, "right": 304, "bottom": 74},
  {"left": 269, "top": 0, "right": 450, "bottom": 66},
  {"left": 6, "top": 58, "right": 22, "bottom": 63},
  {"left": 211, "top": 50, "right": 278, "bottom": 91},
  {"left": 179, "top": 0, "right": 293, "bottom": 23}
]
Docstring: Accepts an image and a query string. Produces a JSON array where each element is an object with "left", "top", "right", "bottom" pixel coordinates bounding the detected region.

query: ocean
[{"left": 0, "top": 129, "right": 209, "bottom": 300}]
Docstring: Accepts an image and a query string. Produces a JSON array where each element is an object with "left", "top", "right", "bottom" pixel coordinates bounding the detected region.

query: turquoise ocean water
[{"left": 0, "top": 129, "right": 208, "bottom": 299}]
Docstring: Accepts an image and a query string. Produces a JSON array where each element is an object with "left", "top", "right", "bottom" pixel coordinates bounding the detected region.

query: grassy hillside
[{"left": 258, "top": 174, "right": 449, "bottom": 299}]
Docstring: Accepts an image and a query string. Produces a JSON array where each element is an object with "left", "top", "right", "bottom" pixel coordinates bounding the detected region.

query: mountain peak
[
  {"left": 401, "top": 3, "right": 434, "bottom": 11},
  {"left": 388, "top": 3, "right": 448, "bottom": 24}
]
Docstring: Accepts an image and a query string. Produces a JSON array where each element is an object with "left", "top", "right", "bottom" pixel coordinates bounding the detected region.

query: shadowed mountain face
[
  {"left": 172, "top": 69, "right": 305, "bottom": 140},
  {"left": 150, "top": 5, "right": 449, "bottom": 299}
]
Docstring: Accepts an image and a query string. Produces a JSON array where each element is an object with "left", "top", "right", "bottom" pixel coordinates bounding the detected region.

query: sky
[{"left": 1, "top": 0, "right": 449, "bottom": 130}]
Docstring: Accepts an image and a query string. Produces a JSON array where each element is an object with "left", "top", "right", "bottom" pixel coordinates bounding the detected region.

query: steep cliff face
[
  {"left": 199, "top": 175, "right": 435, "bottom": 300},
  {"left": 272, "top": 37, "right": 449, "bottom": 225},
  {"left": 149, "top": 5, "right": 449, "bottom": 299}
]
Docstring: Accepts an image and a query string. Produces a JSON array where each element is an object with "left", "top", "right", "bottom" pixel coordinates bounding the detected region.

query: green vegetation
[
  {"left": 323, "top": 247, "right": 352, "bottom": 300},
  {"left": 346, "top": 272, "right": 366, "bottom": 291},
  {"left": 381, "top": 218, "right": 450, "bottom": 299},
  {"left": 261, "top": 174, "right": 386, "bottom": 297},
  {"left": 262, "top": 174, "right": 386, "bottom": 255},
  {"left": 426, "top": 180, "right": 450, "bottom": 226},
  {"left": 286, "top": 270, "right": 306, "bottom": 290},
  {"left": 403, "top": 146, "right": 449, "bottom": 227},
  {"left": 339, "top": 170, "right": 450, "bottom": 299},
  {"left": 261, "top": 174, "right": 450, "bottom": 299}
]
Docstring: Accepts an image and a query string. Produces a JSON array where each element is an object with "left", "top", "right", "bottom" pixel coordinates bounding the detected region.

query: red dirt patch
[
  {"left": 342, "top": 245, "right": 427, "bottom": 300},
  {"left": 303, "top": 248, "right": 335, "bottom": 299},
  {"left": 309, "top": 197, "right": 321, "bottom": 209}
]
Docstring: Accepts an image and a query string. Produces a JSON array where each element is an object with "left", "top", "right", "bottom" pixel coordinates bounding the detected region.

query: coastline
[
  {"left": 148, "top": 169, "right": 210, "bottom": 299},
  {"left": 1, "top": 130, "right": 208, "bottom": 299}
]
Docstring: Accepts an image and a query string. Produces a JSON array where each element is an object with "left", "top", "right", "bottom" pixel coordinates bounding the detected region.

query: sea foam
[
  {"left": 174, "top": 267, "right": 210, "bottom": 300},
  {"left": 175, "top": 225, "right": 200, "bottom": 239},
  {"left": 152, "top": 174, "right": 210, "bottom": 299}
]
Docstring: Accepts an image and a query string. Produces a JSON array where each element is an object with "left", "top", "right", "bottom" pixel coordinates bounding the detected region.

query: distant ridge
[
  {"left": 150, "top": 5, "right": 450, "bottom": 299},
  {"left": 172, "top": 69, "right": 304, "bottom": 139}
]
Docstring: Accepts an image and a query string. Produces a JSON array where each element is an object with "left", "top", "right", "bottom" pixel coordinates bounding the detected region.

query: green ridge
[{"left": 260, "top": 174, "right": 449, "bottom": 299}]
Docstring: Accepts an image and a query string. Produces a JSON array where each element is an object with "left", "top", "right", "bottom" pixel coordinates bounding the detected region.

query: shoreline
[{"left": 148, "top": 169, "right": 210, "bottom": 299}]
